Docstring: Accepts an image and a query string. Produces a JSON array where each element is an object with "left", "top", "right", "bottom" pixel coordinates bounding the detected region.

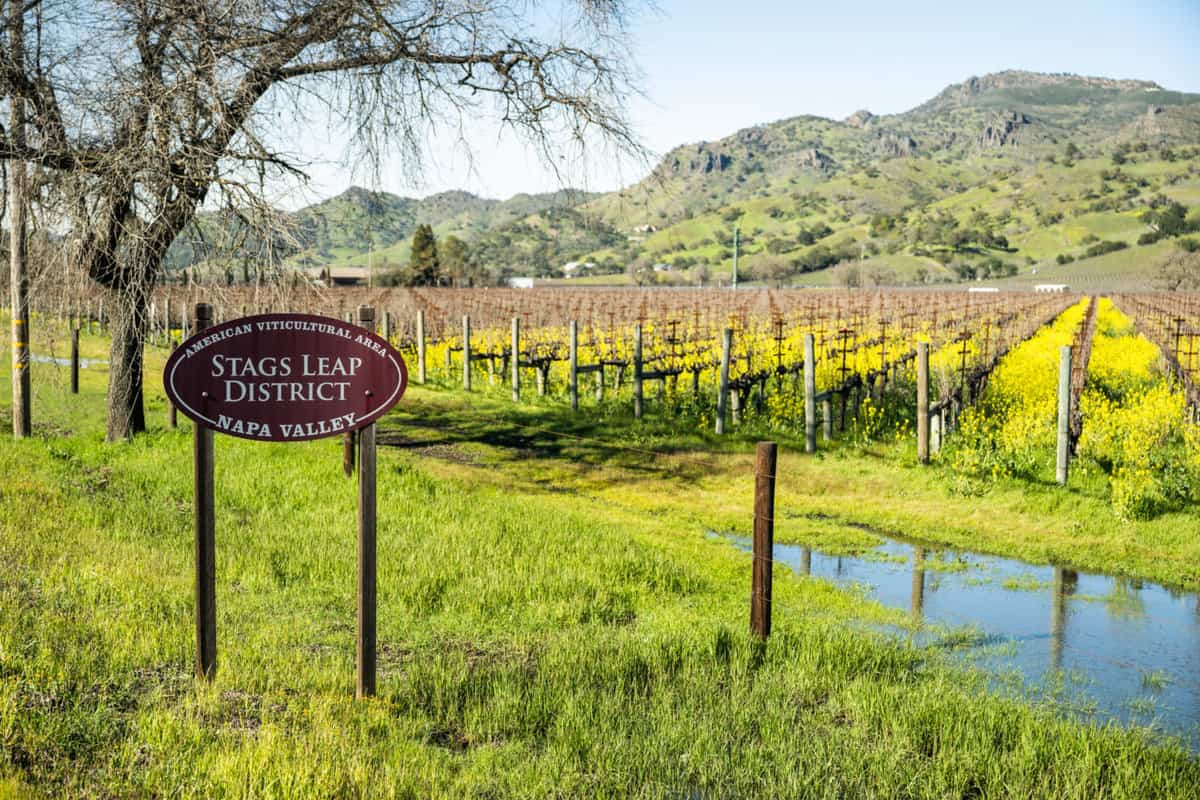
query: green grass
[
  {"left": 1142, "top": 671, "right": 1173, "bottom": 691},
  {"left": 0, "top": 320, "right": 1198, "bottom": 797},
  {"left": 386, "top": 362, "right": 1200, "bottom": 591},
  {"left": 791, "top": 254, "right": 953, "bottom": 287},
  {"left": 994, "top": 240, "right": 1175, "bottom": 291}
]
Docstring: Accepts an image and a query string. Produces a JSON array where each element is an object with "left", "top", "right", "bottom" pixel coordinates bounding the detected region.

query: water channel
[
  {"left": 724, "top": 533, "right": 1200, "bottom": 749},
  {"left": 31, "top": 354, "right": 109, "bottom": 369}
]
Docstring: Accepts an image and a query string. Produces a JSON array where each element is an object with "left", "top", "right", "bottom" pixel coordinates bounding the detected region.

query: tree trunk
[
  {"left": 9, "top": 0, "right": 30, "bottom": 438},
  {"left": 105, "top": 279, "right": 151, "bottom": 441}
]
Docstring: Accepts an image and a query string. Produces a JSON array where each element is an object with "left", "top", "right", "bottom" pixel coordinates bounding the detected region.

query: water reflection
[
  {"left": 1105, "top": 577, "right": 1147, "bottom": 621},
  {"left": 911, "top": 547, "right": 926, "bottom": 620},
  {"left": 1050, "top": 567, "right": 1077, "bottom": 672},
  {"left": 724, "top": 534, "right": 1200, "bottom": 748}
]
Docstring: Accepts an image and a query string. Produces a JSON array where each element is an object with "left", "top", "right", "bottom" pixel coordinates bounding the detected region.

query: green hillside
[
  {"left": 567, "top": 70, "right": 1200, "bottom": 288},
  {"left": 169, "top": 70, "right": 1200, "bottom": 289},
  {"left": 167, "top": 187, "right": 601, "bottom": 279}
]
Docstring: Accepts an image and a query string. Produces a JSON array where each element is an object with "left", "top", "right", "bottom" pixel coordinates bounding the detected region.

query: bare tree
[
  {"left": 1154, "top": 247, "right": 1200, "bottom": 291},
  {"left": 7, "top": 0, "right": 29, "bottom": 438},
  {"left": 625, "top": 256, "right": 654, "bottom": 286},
  {"left": 838, "top": 261, "right": 862, "bottom": 289},
  {"left": 756, "top": 255, "right": 794, "bottom": 288},
  {"left": 1, "top": 0, "right": 646, "bottom": 439}
]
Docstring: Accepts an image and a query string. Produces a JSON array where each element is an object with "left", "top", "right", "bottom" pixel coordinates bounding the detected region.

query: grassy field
[
  {"left": 991, "top": 240, "right": 1173, "bottom": 291},
  {"left": 1, "top": 323, "right": 1198, "bottom": 797}
]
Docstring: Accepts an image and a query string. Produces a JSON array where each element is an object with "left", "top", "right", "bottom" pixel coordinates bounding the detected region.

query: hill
[
  {"left": 168, "top": 70, "right": 1200, "bottom": 289},
  {"left": 166, "top": 186, "right": 603, "bottom": 281},
  {"left": 568, "top": 70, "right": 1200, "bottom": 288}
]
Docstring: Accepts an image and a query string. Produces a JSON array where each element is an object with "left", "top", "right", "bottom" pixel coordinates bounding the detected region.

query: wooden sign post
[
  {"left": 164, "top": 305, "right": 407, "bottom": 696},
  {"left": 356, "top": 305, "right": 377, "bottom": 698},
  {"left": 193, "top": 304, "right": 216, "bottom": 681}
]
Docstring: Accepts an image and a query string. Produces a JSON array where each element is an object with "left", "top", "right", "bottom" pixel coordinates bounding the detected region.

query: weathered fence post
[
  {"left": 381, "top": 311, "right": 391, "bottom": 343},
  {"left": 169, "top": 341, "right": 179, "bottom": 429},
  {"left": 822, "top": 396, "right": 833, "bottom": 442},
  {"left": 1056, "top": 345, "right": 1072, "bottom": 485},
  {"left": 633, "top": 323, "right": 644, "bottom": 419},
  {"left": 804, "top": 334, "right": 816, "bottom": 453},
  {"left": 569, "top": 320, "right": 579, "bottom": 411},
  {"left": 511, "top": 317, "right": 520, "bottom": 402},
  {"left": 751, "top": 441, "right": 777, "bottom": 640},
  {"left": 70, "top": 326, "right": 80, "bottom": 394},
  {"left": 357, "top": 304, "right": 377, "bottom": 699},
  {"left": 917, "top": 342, "right": 930, "bottom": 464},
  {"left": 716, "top": 328, "right": 732, "bottom": 435},
  {"left": 462, "top": 315, "right": 472, "bottom": 391},
  {"left": 193, "top": 303, "right": 216, "bottom": 682},
  {"left": 343, "top": 430, "right": 356, "bottom": 477},
  {"left": 415, "top": 310, "right": 426, "bottom": 384}
]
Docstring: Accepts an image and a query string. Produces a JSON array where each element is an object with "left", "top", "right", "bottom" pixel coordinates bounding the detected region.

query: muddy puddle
[{"left": 722, "top": 533, "right": 1200, "bottom": 748}]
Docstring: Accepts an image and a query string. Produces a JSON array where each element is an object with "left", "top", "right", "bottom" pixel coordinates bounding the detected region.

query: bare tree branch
[{"left": 0, "top": 0, "right": 647, "bottom": 439}]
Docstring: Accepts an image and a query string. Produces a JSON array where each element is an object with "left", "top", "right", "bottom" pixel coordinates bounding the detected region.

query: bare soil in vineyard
[{"left": 1, "top": 327, "right": 1198, "bottom": 797}]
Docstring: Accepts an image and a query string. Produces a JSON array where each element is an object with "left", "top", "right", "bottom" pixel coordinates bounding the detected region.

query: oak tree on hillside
[
  {"left": 1, "top": 0, "right": 645, "bottom": 440},
  {"left": 438, "top": 236, "right": 472, "bottom": 287}
]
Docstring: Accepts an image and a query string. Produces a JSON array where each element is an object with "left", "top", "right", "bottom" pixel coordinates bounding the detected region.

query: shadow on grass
[{"left": 376, "top": 391, "right": 755, "bottom": 484}]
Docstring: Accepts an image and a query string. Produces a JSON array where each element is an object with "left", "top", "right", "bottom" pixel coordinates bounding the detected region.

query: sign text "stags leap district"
[{"left": 163, "top": 314, "right": 407, "bottom": 441}]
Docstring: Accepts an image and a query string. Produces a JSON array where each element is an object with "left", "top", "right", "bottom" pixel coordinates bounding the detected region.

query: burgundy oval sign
[{"left": 163, "top": 313, "right": 407, "bottom": 442}]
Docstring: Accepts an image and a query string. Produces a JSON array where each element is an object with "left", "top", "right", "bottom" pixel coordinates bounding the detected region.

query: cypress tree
[{"left": 409, "top": 224, "right": 440, "bottom": 285}]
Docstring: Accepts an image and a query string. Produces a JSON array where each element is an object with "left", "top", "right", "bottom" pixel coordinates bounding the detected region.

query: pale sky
[{"left": 274, "top": 0, "right": 1200, "bottom": 208}]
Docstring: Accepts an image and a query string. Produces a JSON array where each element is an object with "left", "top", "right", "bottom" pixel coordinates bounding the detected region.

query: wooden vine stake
[
  {"left": 803, "top": 334, "right": 816, "bottom": 453},
  {"left": 1056, "top": 345, "right": 1072, "bottom": 486},
  {"left": 716, "top": 328, "right": 732, "bottom": 435},
  {"left": 916, "top": 342, "right": 930, "bottom": 464},
  {"left": 70, "top": 326, "right": 80, "bottom": 394}
]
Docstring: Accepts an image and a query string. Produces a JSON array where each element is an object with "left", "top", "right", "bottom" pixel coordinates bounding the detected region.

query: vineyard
[
  {"left": 5, "top": 286, "right": 1200, "bottom": 797},
  {"left": 36, "top": 285, "right": 1200, "bottom": 517}
]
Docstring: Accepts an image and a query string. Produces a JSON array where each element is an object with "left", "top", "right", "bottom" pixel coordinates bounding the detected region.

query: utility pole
[
  {"left": 366, "top": 191, "right": 374, "bottom": 289},
  {"left": 9, "top": 0, "right": 30, "bottom": 438},
  {"left": 732, "top": 225, "right": 740, "bottom": 289}
]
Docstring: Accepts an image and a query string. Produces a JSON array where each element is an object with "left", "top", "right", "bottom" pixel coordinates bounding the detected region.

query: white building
[
  {"left": 560, "top": 261, "right": 597, "bottom": 277},
  {"left": 1034, "top": 284, "right": 1070, "bottom": 293}
]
